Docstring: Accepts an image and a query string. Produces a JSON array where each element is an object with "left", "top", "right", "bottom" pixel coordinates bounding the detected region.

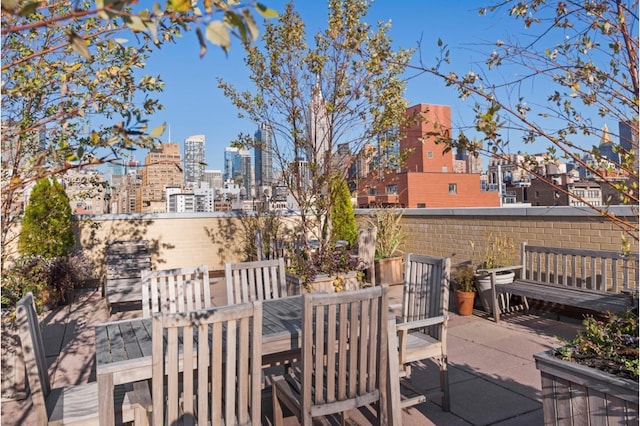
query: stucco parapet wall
[
  {"left": 355, "top": 205, "right": 637, "bottom": 218},
  {"left": 75, "top": 210, "right": 301, "bottom": 220}
]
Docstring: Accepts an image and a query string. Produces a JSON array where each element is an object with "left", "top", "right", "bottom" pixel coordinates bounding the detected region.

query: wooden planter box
[
  {"left": 286, "top": 271, "right": 361, "bottom": 295},
  {"left": 534, "top": 350, "right": 639, "bottom": 425},
  {"left": 375, "top": 256, "right": 403, "bottom": 286}
]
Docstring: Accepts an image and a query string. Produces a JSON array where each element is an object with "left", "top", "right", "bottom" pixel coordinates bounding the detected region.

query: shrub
[
  {"left": 0, "top": 252, "right": 91, "bottom": 312},
  {"left": 330, "top": 175, "right": 357, "bottom": 247},
  {"left": 556, "top": 310, "right": 639, "bottom": 380},
  {"left": 18, "top": 177, "right": 75, "bottom": 259}
]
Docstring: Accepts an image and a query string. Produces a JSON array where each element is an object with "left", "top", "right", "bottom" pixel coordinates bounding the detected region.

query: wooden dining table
[{"left": 95, "top": 295, "right": 402, "bottom": 425}]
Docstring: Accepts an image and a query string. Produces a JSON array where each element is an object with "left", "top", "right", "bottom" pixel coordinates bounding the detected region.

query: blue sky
[{"left": 137, "top": 1, "right": 597, "bottom": 171}]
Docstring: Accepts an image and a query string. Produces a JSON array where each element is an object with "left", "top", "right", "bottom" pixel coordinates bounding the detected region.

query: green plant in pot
[
  {"left": 365, "top": 207, "right": 406, "bottom": 285},
  {"left": 453, "top": 264, "right": 476, "bottom": 316},
  {"left": 474, "top": 233, "right": 518, "bottom": 313}
]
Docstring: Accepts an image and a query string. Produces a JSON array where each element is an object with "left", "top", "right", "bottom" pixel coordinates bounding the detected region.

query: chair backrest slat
[
  {"left": 16, "top": 292, "right": 50, "bottom": 424},
  {"left": 225, "top": 258, "right": 287, "bottom": 305},
  {"left": 302, "top": 286, "right": 388, "bottom": 417},
  {"left": 142, "top": 265, "right": 210, "bottom": 317},
  {"left": 152, "top": 302, "right": 262, "bottom": 425},
  {"left": 402, "top": 253, "right": 450, "bottom": 339}
]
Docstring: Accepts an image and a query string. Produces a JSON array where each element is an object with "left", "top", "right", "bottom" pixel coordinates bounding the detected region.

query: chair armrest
[
  {"left": 396, "top": 315, "right": 446, "bottom": 332},
  {"left": 389, "top": 303, "right": 402, "bottom": 311}
]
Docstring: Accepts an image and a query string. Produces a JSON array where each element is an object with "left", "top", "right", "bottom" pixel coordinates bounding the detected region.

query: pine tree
[
  {"left": 19, "top": 177, "right": 75, "bottom": 258},
  {"left": 330, "top": 175, "right": 357, "bottom": 247}
]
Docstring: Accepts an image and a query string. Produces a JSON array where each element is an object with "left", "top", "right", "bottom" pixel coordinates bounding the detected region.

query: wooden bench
[
  {"left": 488, "top": 243, "right": 638, "bottom": 323},
  {"left": 103, "top": 240, "right": 151, "bottom": 311}
]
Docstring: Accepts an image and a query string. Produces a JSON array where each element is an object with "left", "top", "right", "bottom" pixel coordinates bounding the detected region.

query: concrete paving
[{"left": 1, "top": 281, "right": 582, "bottom": 425}]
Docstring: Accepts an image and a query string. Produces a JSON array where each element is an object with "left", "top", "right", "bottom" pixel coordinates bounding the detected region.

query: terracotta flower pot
[{"left": 455, "top": 290, "right": 475, "bottom": 316}]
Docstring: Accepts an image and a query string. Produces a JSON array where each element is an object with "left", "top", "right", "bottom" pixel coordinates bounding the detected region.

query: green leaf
[
  {"left": 123, "top": 16, "right": 148, "bottom": 33},
  {"left": 205, "top": 21, "right": 231, "bottom": 53},
  {"left": 17, "top": 1, "right": 39, "bottom": 16},
  {"left": 150, "top": 123, "right": 166, "bottom": 138},
  {"left": 255, "top": 3, "right": 278, "bottom": 18},
  {"left": 68, "top": 32, "right": 91, "bottom": 60},
  {"left": 1, "top": 0, "right": 19, "bottom": 13},
  {"left": 170, "top": 0, "right": 192, "bottom": 12}
]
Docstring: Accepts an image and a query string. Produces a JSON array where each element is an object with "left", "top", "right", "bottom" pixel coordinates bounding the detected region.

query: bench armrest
[{"left": 477, "top": 265, "right": 524, "bottom": 275}]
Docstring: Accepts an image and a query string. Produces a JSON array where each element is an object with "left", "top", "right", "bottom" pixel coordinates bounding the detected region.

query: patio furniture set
[{"left": 16, "top": 244, "right": 451, "bottom": 425}]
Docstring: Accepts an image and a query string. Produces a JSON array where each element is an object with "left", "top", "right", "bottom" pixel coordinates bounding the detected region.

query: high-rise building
[
  {"left": 139, "top": 143, "right": 182, "bottom": 213},
  {"left": 307, "top": 80, "right": 330, "bottom": 165},
  {"left": 238, "top": 149, "right": 252, "bottom": 198},
  {"left": 619, "top": 120, "right": 638, "bottom": 154},
  {"left": 224, "top": 147, "right": 239, "bottom": 182},
  {"left": 254, "top": 123, "right": 274, "bottom": 190},
  {"left": 183, "top": 134, "right": 206, "bottom": 188}
]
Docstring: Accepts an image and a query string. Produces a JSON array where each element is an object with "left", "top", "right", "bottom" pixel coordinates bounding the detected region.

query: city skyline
[{"left": 135, "top": 1, "right": 617, "bottom": 172}]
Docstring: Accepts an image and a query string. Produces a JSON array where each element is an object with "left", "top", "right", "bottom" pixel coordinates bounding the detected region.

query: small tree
[
  {"left": 329, "top": 174, "right": 357, "bottom": 247},
  {"left": 19, "top": 177, "right": 75, "bottom": 258},
  {"left": 219, "top": 0, "right": 411, "bottom": 253}
]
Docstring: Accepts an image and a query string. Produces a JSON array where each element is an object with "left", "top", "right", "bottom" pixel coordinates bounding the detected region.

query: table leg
[
  {"left": 98, "top": 372, "right": 115, "bottom": 425},
  {"left": 386, "top": 314, "right": 402, "bottom": 426}
]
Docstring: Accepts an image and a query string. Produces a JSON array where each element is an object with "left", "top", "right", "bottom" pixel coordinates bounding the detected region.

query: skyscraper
[
  {"left": 183, "top": 134, "right": 205, "bottom": 188},
  {"left": 140, "top": 143, "right": 182, "bottom": 213},
  {"left": 224, "top": 147, "right": 239, "bottom": 182},
  {"left": 254, "top": 123, "right": 274, "bottom": 191},
  {"left": 307, "top": 80, "right": 330, "bottom": 166}
]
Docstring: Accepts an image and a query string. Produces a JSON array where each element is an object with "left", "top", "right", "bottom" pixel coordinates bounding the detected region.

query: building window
[
  {"left": 417, "top": 203, "right": 426, "bottom": 208},
  {"left": 386, "top": 184, "right": 397, "bottom": 194},
  {"left": 427, "top": 151, "right": 433, "bottom": 158},
  {"left": 448, "top": 183, "right": 457, "bottom": 194},
  {"left": 368, "top": 187, "right": 377, "bottom": 196}
]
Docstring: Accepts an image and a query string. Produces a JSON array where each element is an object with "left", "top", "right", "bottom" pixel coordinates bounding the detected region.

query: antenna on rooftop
[{"left": 167, "top": 123, "right": 172, "bottom": 143}]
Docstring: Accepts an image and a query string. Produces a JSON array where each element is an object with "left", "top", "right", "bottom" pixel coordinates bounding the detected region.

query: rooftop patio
[{"left": 1, "top": 279, "right": 582, "bottom": 426}]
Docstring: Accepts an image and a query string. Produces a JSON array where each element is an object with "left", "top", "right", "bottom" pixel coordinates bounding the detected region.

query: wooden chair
[
  {"left": 141, "top": 265, "right": 211, "bottom": 317},
  {"left": 225, "top": 258, "right": 287, "bottom": 305},
  {"left": 151, "top": 302, "right": 262, "bottom": 425},
  {"left": 396, "top": 253, "right": 451, "bottom": 411},
  {"left": 16, "top": 292, "right": 151, "bottom": 425},
  {"left": 103, "top": 239, "right": 151, "bottom": 312},
  {"left": 272, "top": 286, "right": 389, "bottom": 425},
  {"left": 357, "top": 226, "right": 377, "bottom": 285}
]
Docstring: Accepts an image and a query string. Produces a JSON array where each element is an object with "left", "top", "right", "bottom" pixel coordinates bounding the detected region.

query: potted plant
[
  {"left": 474, "top": 233, "right": 517, "bottom": 313},
  {"left": 285, "top": 245, "right": 363, "bottom": 294},
  {"left": 534, "top": 310, "right": 639, "bottom": 423},
  {"left": 365, "top": 207, "right": 406, "bottom": 285},
  {"left": 453, "top": 264, "right": 477, "bottom": 316}
]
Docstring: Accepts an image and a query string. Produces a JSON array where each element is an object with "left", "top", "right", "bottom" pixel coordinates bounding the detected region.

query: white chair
[
  {"left": 225, "top": 258, "right": 287, "bottom": 305},
  {"left": 141, "top": 264, "right": 211, "bottom": 317},
  {"left": 272, "top": 286, "right": 389, "bottom": 425},
  {"left": 396, "top": 253, "right": 451, "bottom": 411},
  {"left": 16, "top": 292, "right": 151, "bottom": 425},
  {"left": 151, "top": 302, "right": 262, "bottom": 425}
]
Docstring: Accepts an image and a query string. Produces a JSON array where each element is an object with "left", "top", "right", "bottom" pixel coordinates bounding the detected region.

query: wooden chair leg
[
  {"left": 440, "top": 356, "right": 451, "bottom": 412},
  {"left": 272, "top": 383, "right": 284, "bottom": 426}
]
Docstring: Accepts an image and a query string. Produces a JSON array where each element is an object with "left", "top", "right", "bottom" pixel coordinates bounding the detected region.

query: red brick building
[{"left": 357, "top": 103, "right": 499, "bottom": 208}]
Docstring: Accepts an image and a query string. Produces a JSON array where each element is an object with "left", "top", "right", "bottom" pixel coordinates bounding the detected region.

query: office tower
[
  {"left": 238, "top": 149, "right": 252, "bottom": 198},
  {"left": 183, "top": 134, "right": 206, "bottom": 188},
  {"left": 254, "top": 123, "right": 274, "bottom": 189},
  {"left": 224, "top": 147, "right": 239, "bottom": 182},
  {"left": 619, "top": 120, "right": 637, "bottom": 154},
  {"left": 140, "top": 143, "right": 182, "bottom": 213},
  {"left": 307, "top": 80, "right": 330, "bottom": 166}
]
